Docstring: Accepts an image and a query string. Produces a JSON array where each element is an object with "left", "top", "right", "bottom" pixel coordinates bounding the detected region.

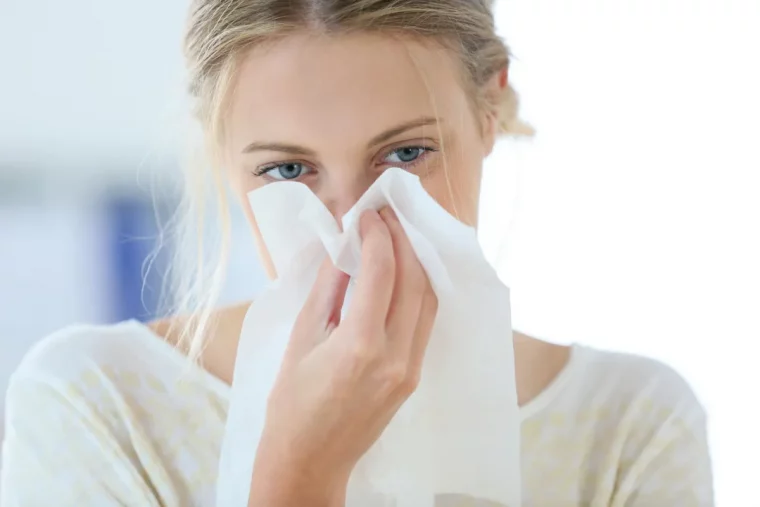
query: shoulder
[
  {"left": 528, "top": 343, "right": 706, "bottom": 431},
  {"left": 10, "top": 320, "right": 171, "bottom": 387},
  {"left": 564, "top": 350, "right": 714, "bottom": 503},
  {"left": 573, "top": 345, "right": 705, "bottom": 422},
  {"left": 556, "top": 347, "right": 713, "bottom": 498},
  {"left": 3, "top": 322, "right": 164, "bottom": 451},
  {"left": 1, "top": 322, "right": 190, "bottom": 505},
  {"left": 556, "top": 345, "right": 711, "bottom": 475},
  {"left": 5, "top": 320, "right": 193, "bottom": 419},
  {"left": 3, "top": 320, "right": 219, "bottom": 448},
  {"left": 7, "top": 303, "right": 249, "bottom": 402}
]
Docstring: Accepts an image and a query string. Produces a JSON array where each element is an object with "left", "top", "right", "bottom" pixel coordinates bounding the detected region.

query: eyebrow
[
  {"left": 367, "top": 116, "right": 442, "bottom": 148},
  {"left": 241, "top": 142, "right": 315, "bottom": 156},
  {"left": 241, "top": 116, "right": 443, "bottom": 155}
]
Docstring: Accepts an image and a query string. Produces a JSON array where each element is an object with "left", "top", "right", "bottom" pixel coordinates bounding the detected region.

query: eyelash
[{"left": 252, "top": 145, "right": 438, "bottom": 180}]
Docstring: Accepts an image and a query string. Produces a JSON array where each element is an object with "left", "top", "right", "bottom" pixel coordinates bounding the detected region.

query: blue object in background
[{"left": 106, "top": 196, "right": 167, "bottom": 323}]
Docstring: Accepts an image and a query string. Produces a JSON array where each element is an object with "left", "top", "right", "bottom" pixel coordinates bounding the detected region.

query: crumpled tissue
[{"left": 215, "top": 167, "right": 521, "bottom": 507}]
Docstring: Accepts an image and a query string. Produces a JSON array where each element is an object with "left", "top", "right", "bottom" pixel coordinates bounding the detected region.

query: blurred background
[{"left": 1, "top": 0, "right": 758, "bottom": 504}]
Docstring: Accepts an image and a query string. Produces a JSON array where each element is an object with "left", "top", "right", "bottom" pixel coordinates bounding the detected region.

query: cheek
[
  {"left": 239, "top": 193, "right": 278, "bottom": 280},
  {"left": 228, "top": 162, "right": 267, "bottom": 197},
  {"left": 226, "top": 162, "right": 278, "bottom": 278},
  {"left": 420, "top": 143, "right": 484, "bottom": 227},
  {"left": 421, "top": 174, "right": 480, "bottom": 227}
]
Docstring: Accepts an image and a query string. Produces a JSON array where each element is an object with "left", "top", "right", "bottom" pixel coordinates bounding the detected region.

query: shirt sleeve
[
  {"left": 1, "top": 367, "right": 162, "bottom": 507},
  {"left": 611, "top": 380, "right": 714, "bottom": 506}
]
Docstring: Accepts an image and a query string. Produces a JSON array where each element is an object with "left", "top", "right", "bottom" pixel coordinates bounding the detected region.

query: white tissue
[{"left": 215, "top": 168, "right": 520, "bottom": 507}]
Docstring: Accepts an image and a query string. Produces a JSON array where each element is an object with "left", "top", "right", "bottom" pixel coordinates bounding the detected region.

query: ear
[{"left": 481, "top": 66, "right": 508, "bottom": 157}]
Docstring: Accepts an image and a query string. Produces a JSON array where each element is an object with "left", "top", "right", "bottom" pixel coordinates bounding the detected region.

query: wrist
[{"left": 250, "top": 439, "right": 347, "bottom": 507}]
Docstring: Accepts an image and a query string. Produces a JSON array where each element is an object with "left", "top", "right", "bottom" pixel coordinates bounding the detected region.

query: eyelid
[
  {"left": 383, "top": 137, "right": 439, "bottom": 151},
  {"left": 253, "top": 159, "right": 315, "bottom": 177},
  {"left": 377, "top": 139, "right": 439, "bottom": 161},
  {"left": 379, "top": 147, "right": 438, "bottom": 173},
  {"left": 250, "top": 139, "right": 439, "bottom": 180}
]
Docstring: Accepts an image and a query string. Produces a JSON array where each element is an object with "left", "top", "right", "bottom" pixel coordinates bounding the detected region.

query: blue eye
[
  {"left": 257, "top": 162, "right": 311, "bottom": 180},
  {"left": 384, "top": 147, "right": 430, "bottom": 165}
]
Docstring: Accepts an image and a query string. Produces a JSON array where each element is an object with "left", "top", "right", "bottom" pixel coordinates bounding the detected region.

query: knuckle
[
  {"left": 429, "top": 291, "right": 439, "bottom": 314},
  {"left": 390, "top": 367, "right": 419, "bottom": 397},
  {"left": 384, "top": 362, "right": 408, "bottom": 388},
  {"left": 347, "top": 337, "right": 379, "bottom": 366},
  {"left": 403, "top": 370, "right": 421, "bottom": 395},
  {"left": 348, "top": 343, "right": 370, "bottom": 365}
]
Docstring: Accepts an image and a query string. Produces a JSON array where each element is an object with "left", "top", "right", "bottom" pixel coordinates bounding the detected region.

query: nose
[{"left": 322, "top": 171, "right": 377, "bottom": 225}]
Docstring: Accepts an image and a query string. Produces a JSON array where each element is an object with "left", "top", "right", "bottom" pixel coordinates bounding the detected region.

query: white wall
[
  {"left": 0, "top": 198, "right": 112, "bottom": 447},
  {"left": 0, "top": 0, "right": 189, "bottom": 185},
  {"left": 479, "top": 1, "right": 760, "bottom": 504}
]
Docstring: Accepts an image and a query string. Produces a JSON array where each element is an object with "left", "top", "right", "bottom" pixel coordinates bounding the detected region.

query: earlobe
[
  {"left": 482, "top": 111, "right": 499, "bottom": 157},
  {"left": 483, "top": 66, "right": 509, "bottom": 157}
]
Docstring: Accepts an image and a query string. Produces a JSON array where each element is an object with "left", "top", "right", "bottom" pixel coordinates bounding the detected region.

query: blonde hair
[{"left": 167, "top": 0, "right": 532, "bottom": 358}]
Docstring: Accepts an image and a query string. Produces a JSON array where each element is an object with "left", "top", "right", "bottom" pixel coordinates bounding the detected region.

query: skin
[{"left": 152, "top": 32, "right": 570, "bottom": 506}]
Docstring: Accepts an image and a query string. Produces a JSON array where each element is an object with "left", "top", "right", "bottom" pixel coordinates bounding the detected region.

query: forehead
[{"left": 226, "top": 32, "right": 474, "bottom": 151}]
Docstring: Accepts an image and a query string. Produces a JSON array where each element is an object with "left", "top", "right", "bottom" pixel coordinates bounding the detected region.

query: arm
[
  {"left": 246, "top": 433, "right": 346, "bottom": 507},
  {"left": 247, "top": 451, "right": 346, "bottom": 507}
]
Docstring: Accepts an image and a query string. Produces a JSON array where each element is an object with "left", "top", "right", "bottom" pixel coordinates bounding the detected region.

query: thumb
[{"left": 285, "top": 256, "right": 350, "bottom": 363}]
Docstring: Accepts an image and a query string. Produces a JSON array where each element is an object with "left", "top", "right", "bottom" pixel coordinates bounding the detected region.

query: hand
[{"left": 249, "top": 207, "right": 438, "bottom": 507}]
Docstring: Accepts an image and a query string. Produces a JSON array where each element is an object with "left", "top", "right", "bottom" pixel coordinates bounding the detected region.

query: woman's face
[{"left": 225, "top": 32, "right": 500, "bottom": 276}]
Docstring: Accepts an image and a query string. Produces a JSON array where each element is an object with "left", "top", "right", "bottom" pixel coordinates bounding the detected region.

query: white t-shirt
[{"left": 1, "top": 321, "right": 713, "bottom": 506}]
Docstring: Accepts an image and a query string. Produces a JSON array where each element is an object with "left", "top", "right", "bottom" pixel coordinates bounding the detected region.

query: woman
[{"left": 0, "top": 1, "right": 713, "bottom": 506}]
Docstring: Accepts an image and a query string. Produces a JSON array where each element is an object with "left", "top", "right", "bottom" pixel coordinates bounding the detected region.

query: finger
[
  {"left": 288, "top": 256, "right": 350, "bottom": 362},
  {"left": 407, "top": 285, "right": 438, "bottom": 384},
  {"left": 378, "top": 289, "right": 438, "bottom": 414},
  {"left": 379, "top": 207, "right": 427, "bottom": 359},
  {"left": 302, "top": 256, "right": 351, "bottom": 329},
  {"left": 343, "top": 209, "right": 395, "bottom": 339}
]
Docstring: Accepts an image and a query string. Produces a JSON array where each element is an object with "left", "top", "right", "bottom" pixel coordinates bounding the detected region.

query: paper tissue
[{"left": 216, "top": 167, "right": 520, "bottom": 507}]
